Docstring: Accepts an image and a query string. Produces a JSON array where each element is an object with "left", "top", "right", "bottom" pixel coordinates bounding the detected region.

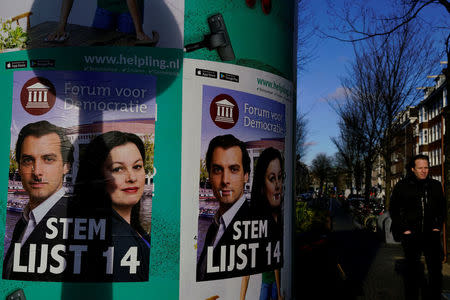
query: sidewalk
[
  {"left": 356, "top": 242, "right": 450, "bottom": 299},
  {"left": 305, "top": 198, "right": 450, "bottom": 299}
]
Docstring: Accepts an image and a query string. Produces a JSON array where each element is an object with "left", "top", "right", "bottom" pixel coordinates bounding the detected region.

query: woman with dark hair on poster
[
  {"left": 240, "top": 147, "right": 284, "bottom": 300},
  {"left": 74, "top": 131, "right": 150, "bottom": 281}
]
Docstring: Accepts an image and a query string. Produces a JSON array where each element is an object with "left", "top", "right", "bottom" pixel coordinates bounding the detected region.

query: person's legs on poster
[
  {"left": 92, "top": 7, "right": 117, "bottom": 31},
  {"left": 259, "top": 281, "right": 278, "bottom": 300},
  {"left": 259, "top": 282, "right": 271, "bottom": 300},
  {"left": 270, "top": 281, "right": 278, "bottom": 299},
  {"left": 117, "top": 12, "right": 136, "bottom": 34}
]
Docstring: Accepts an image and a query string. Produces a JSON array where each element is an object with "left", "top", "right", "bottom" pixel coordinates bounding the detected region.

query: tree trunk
[
  {"left": 385, "top": 155, "right": 392, "bottom": 209},
  {"left": 364, "top": 158, "right": 373, "bottom": 200},
  {"left": 384, "top": 127, "right": 394, "bottom": 209},
  {"left": 319, "top": 179, "right": 324, "bottom": 197}
]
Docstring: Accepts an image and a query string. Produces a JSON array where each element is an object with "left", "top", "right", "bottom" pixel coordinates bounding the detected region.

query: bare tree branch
[
  {"left": 322, "top": 0, "right": 449, "bottom": 42},
  {"left": 296, "top": 113, "right": 309, "bottom": 161},
  {"left": 330, "top": 21, "right": 440, "bottom": 202},
  {"left": 297, "top": 0, "right": 319, "bottom": 71}
]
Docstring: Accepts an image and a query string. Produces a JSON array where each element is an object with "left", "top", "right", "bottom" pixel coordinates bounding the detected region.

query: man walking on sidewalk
[{"left": 390, "top": 154, "right": 446, "bottom": 300}]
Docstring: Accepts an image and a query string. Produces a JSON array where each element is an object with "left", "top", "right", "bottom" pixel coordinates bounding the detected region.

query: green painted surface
[
  {"left": 0, "top": 67, "right": 14, "bottom": 298},
  {"left": 0, "top": 0, "right": 295, "bottom": 296},
  {"left": 0, "top": 47, "right": 182, "bottom": 299},
  {"left": 184, "top": 0, "right": 294, "bottom": 79}
]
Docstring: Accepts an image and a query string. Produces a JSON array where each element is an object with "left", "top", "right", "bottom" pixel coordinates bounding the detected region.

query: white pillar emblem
[
  {"left": 215, "top": 99, "right": 235, "bottom": 124},
  {"left": 25, "top": 83, "right": 51, "bottom": 109}
]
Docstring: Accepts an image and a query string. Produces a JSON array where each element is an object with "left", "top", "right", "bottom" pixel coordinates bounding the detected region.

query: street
[{"left": 295, "top": 197, "right": 450, "bottom": 299}]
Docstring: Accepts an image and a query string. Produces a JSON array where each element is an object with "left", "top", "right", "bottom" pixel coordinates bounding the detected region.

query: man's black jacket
[{"left": 389, "top": 175, "right": 446, "bottom": 241}]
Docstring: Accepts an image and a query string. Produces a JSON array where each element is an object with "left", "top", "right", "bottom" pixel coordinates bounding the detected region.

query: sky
[
  {"left": 297, "top": 0, "right": 449, "bottom": 166},
  {"left": 297, "top": 0, "right": 353, "bottom": 165}
]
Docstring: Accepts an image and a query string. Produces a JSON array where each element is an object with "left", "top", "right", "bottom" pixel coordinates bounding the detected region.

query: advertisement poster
[
  {"left": 0, "top": 24, "right": 182, "bottom": 293},
  {"left": 197, "top": 86, "right": 285, "bottom": 282},
  {"left": 1, "top": 0, "right": 184, "bottom": 50},
  {"left": 180, "top": 58, "right": 293, "bottom": 299},
  {"left": 3, "top": 70, "right": 156, "bottom": 282}
]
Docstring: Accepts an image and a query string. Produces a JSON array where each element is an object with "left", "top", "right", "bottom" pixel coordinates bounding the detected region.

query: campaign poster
[
  {"left": 3, "top": 70, "right": 156, "bottom": 282},
  {"left": 196, "top": 86, "right": 286, "bottom": 282},
  {"left": 1, "top": 0, "right": 184, "bottom": 50},
  {"left": 180, "top": 58, "right": 293, "bottom": 299}
]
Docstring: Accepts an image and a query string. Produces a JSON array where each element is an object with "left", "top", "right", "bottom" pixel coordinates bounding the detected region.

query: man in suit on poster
[
  {"left": 3, "top": 120, "right": 76, "bottom": 281},
  {"left": 197, "top": 134, "right": 258, "bottom": 281}
]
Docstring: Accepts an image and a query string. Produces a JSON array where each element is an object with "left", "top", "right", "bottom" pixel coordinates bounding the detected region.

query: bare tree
[
  {"left": 330, "top": 42, "right": 387, "bottom": 199},
  {"left": 297, "top": 0, "right": 318, "bottom": 72},
  {"left": 331, "top": 111, "right": 369, "bottom": 197},
  {"left": 296, "top": 157, "right": 310, "bottom": 194},
  {"left": 333, "top": 149, "right": 355, "bottom": 193},
  {"left": 295, "top": 112, "right": 311, "bottom": 194},
  {"left": 310, "top": 153, "right": 333, "bottom": 197},
  {"left": 324, "top": 0, "right": 449, "bottom": 42},
  {"left": 295, "top": 0, "right": 316, "bottom": 196},
  {"left": 324, "top": 0, "right": 449, "bottom": 115},
  {"left": 366, "top": 22, "right": 439, "bottom": 207},
  {"left": 335, "top": 23, "right": 439, "bottom": 205},
  {"left": 296, "top": 113, "right": 309, "bottom": 161},
  {"left": 331, "top": 20, "right": 439, "bottom": 206}
]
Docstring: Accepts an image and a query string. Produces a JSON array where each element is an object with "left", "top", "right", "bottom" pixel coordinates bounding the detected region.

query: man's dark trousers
[{"left": 402, "top": 231, "right": 442, "bottom": 300}]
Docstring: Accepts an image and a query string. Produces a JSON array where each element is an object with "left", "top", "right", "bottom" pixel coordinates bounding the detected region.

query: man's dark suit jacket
[
  {"left": 196, "top": 199, "right": 278, "bottom": 281},
  {"left": 2, "top": 196, "right": 91, "bottom": 281}
]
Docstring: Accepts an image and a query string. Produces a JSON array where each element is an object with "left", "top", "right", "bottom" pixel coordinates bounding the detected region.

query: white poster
[{"left": 180, "top": 58, "right": 294, "bottom": 299}]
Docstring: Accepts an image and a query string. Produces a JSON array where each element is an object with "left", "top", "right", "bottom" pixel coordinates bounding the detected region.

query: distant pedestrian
[{"left": 390, "top": 154, "right": 446, "bottom": 300}]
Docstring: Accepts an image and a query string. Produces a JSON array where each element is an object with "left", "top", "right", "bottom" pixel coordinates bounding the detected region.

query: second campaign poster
[
  {"left": 3, "top": 70, "right": 156, "bottom": 282},
  {"left": 180, "top": 58, "right": 293, "bottom": 299},
  {"left": 197, "top": 85, "right": 286, "bottom": 281}
]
